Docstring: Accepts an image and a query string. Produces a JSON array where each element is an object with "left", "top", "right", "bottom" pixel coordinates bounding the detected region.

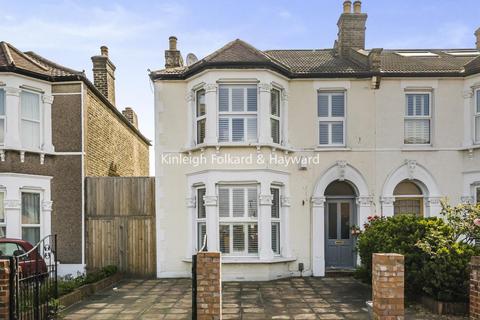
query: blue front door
[{"left": 325, "top": 200, "right": 354, "bottom": 268}]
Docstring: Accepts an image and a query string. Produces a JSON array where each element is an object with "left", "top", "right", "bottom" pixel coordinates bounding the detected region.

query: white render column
[
  {"left": 4, "top": 87, "right": 21, "bottom": 149},
  {"left": 4, "top": 199, "right": 21, "bottom": 239},
  {"left": 380, "top": 196, "right": 395, "bottom": 217},
  {"left": 426, "top": 197, "right": 442, "bottom": 217},
  {"left": 281, "top": 90, "right": 289, "bottom": 146},
  {"left": 259, "top": 182, "right": 274, "bottom": 260},
  {"left": 258, "top": 83, "right": 272, "bottom": 144},
  {"left": 42, "top": 95, "right": 54, "bottom": 153},
  {"left": 463, "top": 89, "right": 474, "bottom": 147},
  {"left": 185, "top": 91, "right": 195, "bottom": 148},
  {"left": 204, "top": 180, "right": 218, "bottom": 252},
  {"left": 204, "top": 84, "right": 218, "bottom": 145},
  {"left": 357, "top": 196, "right": 373, "bottom": 229},
  {"left": 312, "top": 196, "right": 326, "bottom": 277},
  {"left": 41, "top": 200, "right": 53, "bottom": 239},
  {"left": 280, "top": 194, "right": 291, "bottom": 258},
  {"left": 185, "top": 195, "right": 196, "bottom": 257}
]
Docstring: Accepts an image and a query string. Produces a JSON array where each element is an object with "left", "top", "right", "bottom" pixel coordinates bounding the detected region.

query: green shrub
[{"left": 57, "top": 265, "right": 118, "bottom": 296}]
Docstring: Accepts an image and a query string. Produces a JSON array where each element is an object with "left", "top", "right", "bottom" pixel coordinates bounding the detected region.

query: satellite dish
[{"left": 186, "top": 53, "right": 198, "bottom": 66}]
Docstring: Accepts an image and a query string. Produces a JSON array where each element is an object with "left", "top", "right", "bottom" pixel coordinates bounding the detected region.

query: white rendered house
[{"left": 151, "top": 1, "right": 480, "bottom": 280}]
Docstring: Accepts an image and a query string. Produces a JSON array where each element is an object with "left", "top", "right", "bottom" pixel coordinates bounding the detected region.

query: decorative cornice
[
  {"left": 281, "top": 90, "right": 288, "bottom": 102},
  {"left": 258, "top": 83, "right": 272, "bottom": 92},
  {"left": 185, "top": 91, "right": 195, "bottom": 102},
  {"left": 380, "top": 196, "right": 395, "bottom": 206},
  {"left": 204, "top": 83, "right": 217, "bottom": 93},
  {"left": 405, "top": 159, "right": 417, "bottom": 180},
  {"left": 461, "top": 196, "right": 475, "bottom": 204},
  {"left": 311, "top": 196, "right": 326, "bottom": 208},
  {"left": 337, "top": 160, "right": 347, "bottom": 181},
  {"left": 42, "top": 95, "right": 54, "bottom": 104},
  {"left": 463, "top": 89, "right": 474, "bottom": 99},
  {"left": 356, "top": 196, "right": 374, "bottom": 207},
  {"left": 281, "top": 196, "right": 291, "bottom": 207},
  {"left": 4, "top": 87, "right": 20, "bottom": 96},
  {"left": 259, "top": 194, "right": 273, "bottom": 206},
  {"left": 203, "top": 195, "right": 218, "bottom": 206},
  {"left": 42, "top": 200, "right": 53, "bottom": 211},
  {"left": 4, "top": 200, "right": 21, "bottom": 209},
  {"left": 186, "top": 197, "right": 196, "bottom": 208}
]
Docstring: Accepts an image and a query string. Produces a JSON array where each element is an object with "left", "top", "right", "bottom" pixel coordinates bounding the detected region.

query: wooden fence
[{"left": 85, "top": 177, "right": 156, "bottom": 277}]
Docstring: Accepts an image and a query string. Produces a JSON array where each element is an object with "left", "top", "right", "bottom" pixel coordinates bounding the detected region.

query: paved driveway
[{"left": 62, "top": 277, "right": 466, "bottom": 319}]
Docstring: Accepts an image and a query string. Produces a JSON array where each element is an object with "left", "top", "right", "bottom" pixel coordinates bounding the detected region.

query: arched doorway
[{"left": 324, "top": 181, "right": 356, "bottom": 269}]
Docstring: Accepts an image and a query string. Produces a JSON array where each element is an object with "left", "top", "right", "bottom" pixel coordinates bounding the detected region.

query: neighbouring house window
[
  {"left": 405, "top": 93, "right": 431, "bottom": 144},
  {"left": 0, "top": 192, "right": 5, "bottom": 237},
  {"left": 196, "top": 89, "right": 206, "bottom": 144},
  {"left": 0, "top": 89, "right": 5, "bottom": 145},
  {"left": 218, "top": 185, "right": 258, "bottom": 256},
  {"left": 271, "top": 187, "right": 281, "bottom": 255},
  {"left": 21, "top": 192, "right": 41, "bottom": 245},
  {"left": 393, "top": 181, "right": 423, "bottom": 216},
  {"left": 20, "top": 91, "right": 41, "bottom": 149},
  {"left": 476, "top": 186, "right": 480, "bottom": 205},
  {"left": 218, "top": 85, "right": 257, "bottom": 143},
  {"left": 318, "top": 92, "right": 345, "bottom": 146},
  {"left": 196, "top": 188, "right": 206, "bottom": 250},
  {"left": 271, "top": 89, "right": 281, "bottom": 144},
  {"left": 475, "top": 89, "right": 480, "bottom": 143}
]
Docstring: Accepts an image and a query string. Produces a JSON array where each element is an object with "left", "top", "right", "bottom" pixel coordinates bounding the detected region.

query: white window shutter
[
  {"left": 331, "top": 122, "right": 344, "bottom": 144},
  {"left": 218, "top": 189, "right": 230, "bottom": 217},
  {"left": 331, "top": 94, "right": 345, "bottom": 117},
  {"left": 318, "top": 94, "right": 329, "bottom": 117},
  {"left": 232, "top": 188, "right": 245, "bottom": 217},
  {"left": 319, "top": 123, "right": 329, "bottom": 145},
  {"left": 232, "top": 118, "right": 245, "bottom": 142},
  {"left": 219, "top": 87, "right": 229, "bottom": 112},
  {"left": 218, "top": 118, "right": 229, "bottom": 142},
  {"left": 247, "top": 88, "right": 257, "bottom": 112},
  {"left": 232, "top": 88, "right": 244, "bottom": 112}
]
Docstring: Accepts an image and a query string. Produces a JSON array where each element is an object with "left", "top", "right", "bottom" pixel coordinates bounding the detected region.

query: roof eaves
[{"left": 0, "top": 42, "right": 14, "bottom": 66}]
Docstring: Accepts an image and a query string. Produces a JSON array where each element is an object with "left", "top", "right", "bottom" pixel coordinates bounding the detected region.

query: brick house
[
  {"left": 150, "top": 0, "right": 480, "bottom": 280},
  {"left": 0, "top": 42, "right": 150, "bottom": 275}
]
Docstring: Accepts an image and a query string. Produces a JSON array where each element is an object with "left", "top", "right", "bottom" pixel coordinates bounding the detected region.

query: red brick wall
[
  {"left": 471, "top": 256, "right": 480, "bottom": 319},
  {"left": 0, "top": 260, "right": 10, "bottom": 318},
  {"left": 372, "top": 253, "right": 405, "bottom": 320},
  {"left": 196, "top": 252, "right": 221, "bottom": 320}
]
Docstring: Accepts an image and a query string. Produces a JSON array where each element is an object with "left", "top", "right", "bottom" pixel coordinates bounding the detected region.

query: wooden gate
[{"left": 85, "top": 177, "right": 156, "bottom": 277}]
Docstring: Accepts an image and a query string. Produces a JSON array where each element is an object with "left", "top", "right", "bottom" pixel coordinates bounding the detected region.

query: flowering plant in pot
[{"left": 351, "top": 225, "right": 362, "bottom": 236}]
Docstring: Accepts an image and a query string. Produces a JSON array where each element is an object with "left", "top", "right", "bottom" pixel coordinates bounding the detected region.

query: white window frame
[
  {"left": 404, "top": 92, "right": 432, "bottom": 145},
  {"left": 20, "top": 90, "right": 42, "bottom": 150},
  {"left": 218, "top": 85, "right": 258, "bottom": 143},
  {"left": 195, "top": 89, "right": 206, "bottom": 145},
  {"left": 20, "top": 190, "right": 42, "bottom": 245},
  {"left": 195, "top": 186, "right": 206, "bottom": 251},
  {"left": 0, "top": 88, "right": 5, "bottom": 146},
  {"left": 0, "top": 190, "right": 5, "bottom": 238},
  {"left": 270, "top": 186, "right": 281, "bottom": 256},
  {"left": 475, "top": 185, "right": 480, "bottom": 205},
  {"left": 475, "top": 89, "right": 480, "bottom": 144},
  {"left": 317, "top": 91, "right": 346, "bottom": 147},
  {"left": 270, "top": 88, "right": 281, "bottom": 145},
  {"left": 218, "top": 184, "right": 258, "bottom": 257}
]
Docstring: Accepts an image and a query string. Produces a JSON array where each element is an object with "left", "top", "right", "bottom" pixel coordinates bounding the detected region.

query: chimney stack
[
  {"left": 91, "top": 46, "right": 116, "bottom": 106},
  {"left": 122, "top": 107, "right": 138, "bottom": 129},
  {"left": 336, "top": 0, "right": 368, "bottom": 57},
  {"left": 165, "top": 36, "right": 183, "bottom": 69},
  {"left": 476, "top": 28, "right": 480, "bottom": 49}
]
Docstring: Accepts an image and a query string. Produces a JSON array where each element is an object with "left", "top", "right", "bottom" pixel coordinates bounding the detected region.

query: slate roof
[
  {"left": 0, "top": 41, "right": 150, "bottom": 145},
  {"left": 150, "top": 39, "right": 480, "bottom": 80}
]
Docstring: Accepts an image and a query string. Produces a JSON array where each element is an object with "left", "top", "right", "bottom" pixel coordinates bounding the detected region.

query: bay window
[
  {"left": 0, "top": 89, "right": 5, "bottom": 145},
  {"left": 196, "top": 187, "right": 206, "bottom": 250},
  {"left": 218, "top": 85, "right": 257, "bottom": 143},
  {"left": 20, "top": 91, "right": 41, "bottom": 150},
  {"left": 271, "top": 187, "right": 281, "bottom": 255},
  {"left": 475, "top": 89, "right": 480, "bottom": 143},
  {"left": 195, "top": 89, "right": 206, "bottom": 145},
  {"left": 405, "top": 93, "right": 431, "bottom": 145},
  {"left": 318, "top": 92, "right": 345, "bottom": 146},
  {"left": 21, "top": 192, "right": 41, "bottom": 245},
  {"left": 271, "top": 89, "right": 281, "bottom": 144},
  {"left": 218, "top": 185, "right": 258, "bottom": 256}
]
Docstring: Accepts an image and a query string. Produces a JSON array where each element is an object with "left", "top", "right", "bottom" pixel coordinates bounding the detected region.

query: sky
[{"left": 1, "top": 0, "right": 479, "bottom": 175}]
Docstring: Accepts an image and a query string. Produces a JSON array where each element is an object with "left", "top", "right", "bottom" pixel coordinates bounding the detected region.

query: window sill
[
  {"left": 314, "top": 146, "right": 350, "bottom": 152},
  {"left": 182, "top": 256, "right": 296, "bottom": 264},
  {"left": 401, "top": 145, "right": 435, "bottom": 152},
  {"left": 182, "top": 143, "right": 295, "bottom": 153}
]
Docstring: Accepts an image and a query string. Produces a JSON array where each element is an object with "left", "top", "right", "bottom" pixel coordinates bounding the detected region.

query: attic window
[
  {"left": 444, "top": 50, "right": 480, "bottom": 56},
  {"left": 395, "top": 52, "right": 438, "bottom": 57}
]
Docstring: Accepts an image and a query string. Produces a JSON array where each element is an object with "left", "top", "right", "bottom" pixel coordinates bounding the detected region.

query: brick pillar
[
  {"left": 470, "top": 256, "right": 480, "bottom": 319},
  {"left": 0, "top": 259, "right": 11, "bottom": 318},
  {"left": 372, "top": 253, "right": 405, "bottom": 320},
  {"left": 196, "top": 252, "right": 221, "bottom": 320}
]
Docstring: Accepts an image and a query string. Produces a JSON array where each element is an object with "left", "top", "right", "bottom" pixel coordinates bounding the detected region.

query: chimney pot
[
  {"left": 343, "top": 1, "right": 352, "bottom": 13},
  {"left": 353, "top": 0, "right": 362, "bottom": 13},
  {"left": 100, "top": 45, "right": 109, "bottom": 57},
  {"left": 476, "top": 28, "right": 480, "bottom": 49},
  {"left": 169, "top": 36, "right": 178, "bottom": 51}
]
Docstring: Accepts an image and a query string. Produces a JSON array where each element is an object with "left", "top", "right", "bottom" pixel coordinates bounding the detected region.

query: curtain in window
[
  {"left": 405, "top": 94, "right": 430, "bottom": 144},
  {"left": 318, "top": 93, "right": 345, "bottom": 145},
  {"left": 20, "top": 91, "right": 41, "bottom": 149},
  {"left": 22, "top": 193, "right": 40, "bottom": 224}
]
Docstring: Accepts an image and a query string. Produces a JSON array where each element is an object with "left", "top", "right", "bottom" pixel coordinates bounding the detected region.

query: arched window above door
[{"left": 393, "top": 180, "right": 423, "bottom": 216}]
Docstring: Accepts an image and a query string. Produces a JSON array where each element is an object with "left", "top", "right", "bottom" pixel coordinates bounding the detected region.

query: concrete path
[{"left": 62, "top": 277, "right": 467, "bottom": 319}]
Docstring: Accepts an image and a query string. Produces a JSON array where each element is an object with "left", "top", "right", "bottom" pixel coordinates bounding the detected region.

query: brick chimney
[
  {"left": 476, "top": 28, "right": 480, "bottom": 49},
  {"left": 165, "top": 36, "right": 183, "bottom": 68},
  {"left": 336, "top": 0, "right": 368, "bottom": 57},
  {"left": 122, "top": 107, "right": 138, "bottom": 129},
  {"left": 91, "top": 46, "right": 116, "bottom": 106}
]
